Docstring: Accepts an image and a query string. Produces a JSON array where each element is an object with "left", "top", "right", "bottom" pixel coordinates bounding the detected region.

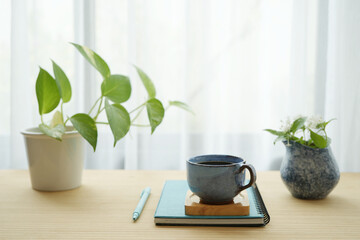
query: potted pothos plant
[
  {"left": 265, "top": 116, "right": 340, "bottom": 199},
  {"left": 22, "top": 42, "right": 191, "bottom": 191}
]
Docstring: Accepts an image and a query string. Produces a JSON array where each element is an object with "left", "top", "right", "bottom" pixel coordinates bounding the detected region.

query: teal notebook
[{"left": 154, "top": 180, "right": 270, "bottom": 226}]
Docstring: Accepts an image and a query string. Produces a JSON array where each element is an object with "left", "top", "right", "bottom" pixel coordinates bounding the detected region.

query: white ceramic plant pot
[{"left": 21, "top": 127, "right": 84, "bottom": 191}]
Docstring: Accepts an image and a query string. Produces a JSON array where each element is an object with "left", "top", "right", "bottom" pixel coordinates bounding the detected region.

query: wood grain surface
[{"left": 0, "top": 170, "right": 359, "bottom": 239}]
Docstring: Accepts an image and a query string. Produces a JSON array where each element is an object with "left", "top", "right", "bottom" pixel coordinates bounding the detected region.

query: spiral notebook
[{"left": 154, "top": 180, "right": 270, "bottom": 227}]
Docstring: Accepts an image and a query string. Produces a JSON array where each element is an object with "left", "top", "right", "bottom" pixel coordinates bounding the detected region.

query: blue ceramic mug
[{"left": 186, "top": 155, "right": 256, "bottom": 204}]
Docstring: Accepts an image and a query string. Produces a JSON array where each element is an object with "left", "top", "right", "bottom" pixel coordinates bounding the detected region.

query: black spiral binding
[{"left": 252, "top": 183, "right": 270, "bottom": 225}]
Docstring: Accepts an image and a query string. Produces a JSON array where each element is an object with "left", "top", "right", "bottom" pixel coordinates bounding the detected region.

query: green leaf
[
  {"left": 71, "top": 42, "right": 110, "bottom": 79},
  {"left": 105, "top": 100, "right": 131, "bottom": 146},
  {"left": 169, "top": 101, "right": 194, "bottom": 114},
  {"left": 264, "top": 129, "right": 285, "bottom": 137},
  {"left": 134, "top": 65, "right": 156, "bottom": 98},
  {"left": 146, "top": 98, "right": 165, "bottom": 134},
  {"left": 36, "top": 68, "right": 61, "bottom": 115},
  {"left": 290, "top": 117, "right": 307, "bottom": 133},
  {"left": 273, "top": 135, "right": 286, "bottom": 145},
  {"left": 101, "top": 75, "right": 131, "bottom": 103},
  {"left": 70, "top": 113, "right": 98, "bottom": 151},
  {"left": 316, "top": 118, "right": 336, "bottom": 129},
  {"left": 310, "top": 129, "right": 327, "bottom": 148},
  {"left": 52, "top": 60, "right": 72, "bottom": 103},
  {"left": 50, "top": 111, "right": 64, "bottom": 128},
  {"left": 298, "top": 136, "right": 307, "bottom": 145},
  {"left": 39, "top": 123, "right": 65, "bottom": 141}
]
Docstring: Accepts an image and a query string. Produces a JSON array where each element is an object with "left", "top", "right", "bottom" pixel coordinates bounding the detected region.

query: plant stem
[
  {"left": 303, "top": 129, "right": 306, "bottom": 141},
  {"left": 132, "top": 123, "right": 151, "bottom": 127},
  {"left": 61, "top": 101, "right": 64, "bottom": 123},
  {"left": 41, "top": 115, "right": 44, "bottom": 124},
  {"left": 324, "top": 128, "right": 328, "bottom": 141},
  {"left": 64, "top": 117, "right": 70, "bottom": 125},
  {"left": 88, "top": 96, "right": 102, "bottom": 115},
  {"left": 94, "top": 97, "right": 104, "bottom": 121},
  {"left": 129, "top": 102, "right": 146, "bottom": 114},
  {"left": 131, "top": 105, "right": 145, "bottom": 124},
  {"left": 96, "top": 122, "right": 109, "bottom": 125}
]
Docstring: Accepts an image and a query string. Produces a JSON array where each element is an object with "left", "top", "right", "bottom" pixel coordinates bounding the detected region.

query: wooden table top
[{"left": 0, "top": 170, "right": 359, "bottom": 239}]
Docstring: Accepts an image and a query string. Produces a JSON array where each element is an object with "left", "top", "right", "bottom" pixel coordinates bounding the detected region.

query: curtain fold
[
  {"left": 325, "top": 0, "right": 360, "bottom": 171},
  {"left": 1, "top": 0, "right": 359, "bottom": 171},
  {"left": 10, "top": 0, "right": 31, "bottom": 168}
]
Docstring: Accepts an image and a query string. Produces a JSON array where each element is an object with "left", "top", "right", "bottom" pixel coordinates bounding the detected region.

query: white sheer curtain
[
  {"left": 325, "top": 0, "right": 360, "bottom": 171},
  {"left": 1, "top": 0, "right": 359, "bottom": 171}
]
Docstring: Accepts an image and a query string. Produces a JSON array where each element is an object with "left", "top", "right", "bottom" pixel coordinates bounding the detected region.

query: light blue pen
[{"left": 132, "top": 187, "right": 151, "bottom": 221}]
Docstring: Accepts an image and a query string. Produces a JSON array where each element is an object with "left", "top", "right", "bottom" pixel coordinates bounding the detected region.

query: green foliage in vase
[
  {"left": 264, "top": 115, "right": 335, "bottom": 149},
  {"left": 35, "top": 43, "right": 192, "bottom": 151}
]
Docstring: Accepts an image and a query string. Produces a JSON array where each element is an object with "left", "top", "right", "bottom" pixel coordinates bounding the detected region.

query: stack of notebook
[{"left": 154, "top": 180, "right": 270, "bottom": 227}]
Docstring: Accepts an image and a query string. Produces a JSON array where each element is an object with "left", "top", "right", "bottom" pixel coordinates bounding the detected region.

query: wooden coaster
[{"left": 185, "top": 190, "right": 249, "bottom": 216}]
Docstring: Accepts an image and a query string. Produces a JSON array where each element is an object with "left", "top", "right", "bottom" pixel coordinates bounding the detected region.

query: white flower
[
  {"left": 306, "top": 115, "right": 324, "bottom": 129},
  {"left": 279, "top": 115, "right": 305, "bottom": 132},
  {"left": 279, "top": 117, "right": 292, "bottom": 132}
]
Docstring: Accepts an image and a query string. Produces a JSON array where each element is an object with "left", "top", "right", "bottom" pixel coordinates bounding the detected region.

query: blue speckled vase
[{"left": 280, "top": 141, "right": 340, "bottom": 199}]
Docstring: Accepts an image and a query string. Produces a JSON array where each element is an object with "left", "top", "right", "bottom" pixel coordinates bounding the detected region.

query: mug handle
[{"left": 237, "top": 164, "right": 257, "bottom": 192}]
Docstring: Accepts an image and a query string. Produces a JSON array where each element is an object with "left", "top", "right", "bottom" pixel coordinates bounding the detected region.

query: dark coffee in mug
[{"left": 198, "top": 161, "right": 233, "bottom": 166}]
